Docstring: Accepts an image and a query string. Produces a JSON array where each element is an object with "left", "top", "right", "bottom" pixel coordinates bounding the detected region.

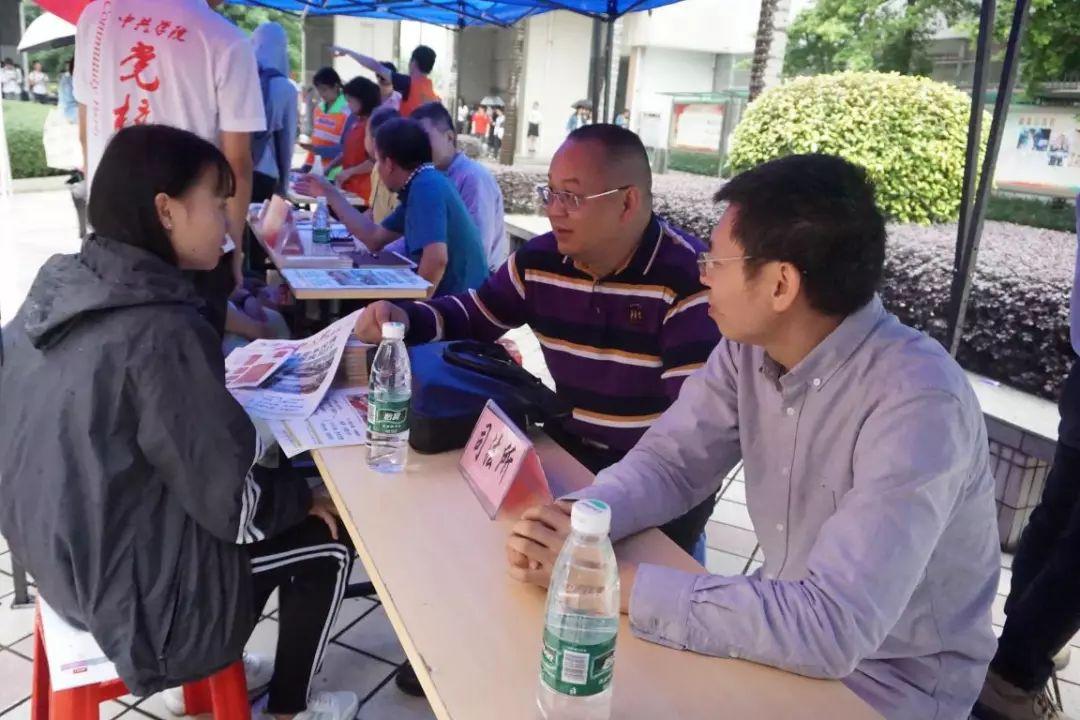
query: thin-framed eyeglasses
[
  {"left": 535, "top": 184, "right": 631, "bottom": 211},
  {"left": 696, "top": 251, "right": 754, "bottom": 275}
]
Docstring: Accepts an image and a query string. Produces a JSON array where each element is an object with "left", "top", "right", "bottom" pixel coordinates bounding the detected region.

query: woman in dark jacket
[{"left": 0, "top": 125, "right": 358, "bottom": 720}]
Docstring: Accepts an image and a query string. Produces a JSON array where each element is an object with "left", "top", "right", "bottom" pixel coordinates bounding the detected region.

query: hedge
[
  {"left": 3, "top": 100, "right": 67, "bottom": 179},
  {"left": 727, "top": 72, "right": 988, "bottom": 225},
  {"left": 490, "top": 165, "right": 1074, "bottom": 400}
]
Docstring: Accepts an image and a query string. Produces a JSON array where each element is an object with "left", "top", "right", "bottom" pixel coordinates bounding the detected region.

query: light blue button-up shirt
[
  {"left": 572, "top": 297, "right": 1000, "bottom": 720},
  {"left": 446, "top": 152, "right": 508, "bottom": 272}
]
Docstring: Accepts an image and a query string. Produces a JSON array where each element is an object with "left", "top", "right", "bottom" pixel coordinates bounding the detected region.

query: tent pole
[
  {"left": 603, "top": 16, "right": 615, "bottom": 123},
  {"left": 588, "top": 18, "right": 602, "bottom": 121},
  {"left": 944, "top": 0, "right": 1030, "bottom": 356}
]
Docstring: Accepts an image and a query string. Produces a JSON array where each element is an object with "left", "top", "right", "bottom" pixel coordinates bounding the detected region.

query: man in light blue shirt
[
  {"left": 411, "top": 102, "right": 509, "bottom": 271},
  {"left": 507, "top": 154, "right": 1000, "bottom": 719}
]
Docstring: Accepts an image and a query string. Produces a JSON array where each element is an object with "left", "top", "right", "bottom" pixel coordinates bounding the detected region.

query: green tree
[
  {"left": 998, "top": 0, "right": 1080, "bottom": 94},
  {"left": 784, "top": 0, "right": 977, "bottom": 77}
]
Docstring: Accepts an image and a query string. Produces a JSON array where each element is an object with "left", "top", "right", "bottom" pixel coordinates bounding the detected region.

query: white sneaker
[
  {"left": 161, "top": 653, "right": 275, "bottom": 716},
  {"left": 291, "top": 691, "right": 360, "bottom": 720}
]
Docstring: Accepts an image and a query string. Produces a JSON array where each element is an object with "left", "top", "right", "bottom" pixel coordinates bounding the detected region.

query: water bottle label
[
  {"left": 312, "top": 227, "right": 331, "bottom": 244},
  {"left": 540, "top": 628, "right": 615, "bottom": 697},
  {"left": 368, "top": 398, "right": 409, "bottom": 435}
]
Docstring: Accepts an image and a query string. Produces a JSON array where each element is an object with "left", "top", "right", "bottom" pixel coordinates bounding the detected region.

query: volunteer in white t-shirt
[{"left": 74, "top": 0, "right": 264, "bottom": 295}]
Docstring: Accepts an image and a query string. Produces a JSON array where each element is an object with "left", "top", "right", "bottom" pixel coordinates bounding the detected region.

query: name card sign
[{"left": 460, "top": 400, "right": 553, "bottom": 519}]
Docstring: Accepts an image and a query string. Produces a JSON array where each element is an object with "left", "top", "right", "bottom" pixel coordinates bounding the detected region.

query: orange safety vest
[
  {"left": 399, "top": 76, "right": 441, "bottom": 118},
  {"left": 304, "top": 95, "right": 349, "bottom": 168}
]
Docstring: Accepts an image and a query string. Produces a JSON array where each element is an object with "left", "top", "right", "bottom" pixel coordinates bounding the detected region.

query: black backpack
[
  {"left": 251, "top": 67, "right": 287, "bottom": 179},
  {"left": 405, "top": 341, "right": 570, "bottom": 455}
]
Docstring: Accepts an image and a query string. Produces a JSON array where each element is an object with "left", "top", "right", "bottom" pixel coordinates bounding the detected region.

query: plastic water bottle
[
  {"left": 537, "top": 500, "right": 620, "bottom": 720},
  {"left": 312, "top": 196, "right": 331, "bottom": 245},
  {"left": 367, "top": 321, "right": 410, "bottom": 472}
]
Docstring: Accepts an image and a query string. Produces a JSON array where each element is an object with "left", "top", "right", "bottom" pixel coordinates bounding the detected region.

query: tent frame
[{"left": 943, "top": 0, "right": 1032, "bottom": 355}]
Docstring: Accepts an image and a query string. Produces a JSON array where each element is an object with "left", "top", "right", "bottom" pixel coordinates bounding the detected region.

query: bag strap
[
  {"left": 441, "top": 341, "right": 570, "bottom": 421},
  {"left": 442, "top": 341, "right": 544, "bottom": 387}
]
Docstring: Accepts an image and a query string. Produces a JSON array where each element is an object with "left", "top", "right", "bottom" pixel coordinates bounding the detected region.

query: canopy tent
[{"left": 32, "top": 0, "right": 686, "bottom": 26}]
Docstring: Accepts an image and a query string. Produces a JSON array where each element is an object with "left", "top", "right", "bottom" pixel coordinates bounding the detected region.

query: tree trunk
[
  {"left": 749, "top": 0, "right": 779, "bottom": 102},
  {"left": 499, "top": 22, "right": 527, "bottom": 166}
]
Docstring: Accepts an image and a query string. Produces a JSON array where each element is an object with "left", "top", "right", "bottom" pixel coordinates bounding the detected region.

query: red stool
[{"left": 30, "top": 608, "right": 251, "bottom": 719}]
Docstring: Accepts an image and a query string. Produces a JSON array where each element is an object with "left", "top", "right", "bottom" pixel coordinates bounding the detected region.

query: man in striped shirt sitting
[{"left": 355, "top": 124, "right": 720, "bottom": 556}]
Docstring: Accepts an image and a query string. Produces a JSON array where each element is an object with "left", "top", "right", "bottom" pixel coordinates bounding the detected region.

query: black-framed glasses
[{"left": 535, "top": 184, "right": 631, "bottom": 211}]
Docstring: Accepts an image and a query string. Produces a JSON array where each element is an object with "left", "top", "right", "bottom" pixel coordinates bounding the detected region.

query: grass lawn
[
  {"left": 985, "top": 194, "right": 1076, "bottom": 233},
  {"left": 3, "top": 99, "right": 66, "bottom": 179}
]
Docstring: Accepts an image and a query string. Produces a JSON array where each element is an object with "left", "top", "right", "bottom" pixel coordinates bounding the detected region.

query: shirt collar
[
  {"left": 446, "top": 152, "right": 466, "bottom": 175},
  {"left": 397, "top": 163, "right": 436, "bottom": 201},
  {"left": 562, "top": 213, "right": 663, "bottom": 279},
  {"left": 763, "top": 296, "right": 887, "bottom": 393}
]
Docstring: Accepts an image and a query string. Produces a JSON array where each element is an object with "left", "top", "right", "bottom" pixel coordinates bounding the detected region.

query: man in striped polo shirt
[{"left": 355, "top": 124, "right": 719, "bottom": 554}]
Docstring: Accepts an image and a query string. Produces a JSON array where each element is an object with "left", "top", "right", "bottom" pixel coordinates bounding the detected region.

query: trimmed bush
[
  {"left": 727, "top": 72, "right": 988, "bottom": 225},
  {"left": 3, "top": 100, "right": 66, "bottom": 179},
  {"left": 492, "top": 166, "right": 1074, "bottom": 400}
]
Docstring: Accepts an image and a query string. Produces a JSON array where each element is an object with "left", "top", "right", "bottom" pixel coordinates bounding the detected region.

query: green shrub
[
  {"left": 669, "top": 149, "right": 720, "bottom": 177},
  {"left": 985, "top": 194, "right": 1076, "bottom": 233},
  {"left": 728, "top": 72, "right": 988, "bottom": 225},
  {"left": 3, "top": 100, "right": 66, "bottom": 179}
]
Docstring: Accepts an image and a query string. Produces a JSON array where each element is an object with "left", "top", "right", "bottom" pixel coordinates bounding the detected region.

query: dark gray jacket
[{"left": 0, "top": 235, "right": 311, "bottom": 695}]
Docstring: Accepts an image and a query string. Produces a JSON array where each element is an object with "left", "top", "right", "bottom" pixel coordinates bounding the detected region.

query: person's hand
[
  {"left": 308, "top": 494, "right": 341, "bottom": 540},
  {"left": 354, "top": 301, "right": 409, "bottom": 343},
  {"left": 334, "top": 168, "right": 353, "bottom": 187},
  {"left": 242, "top": 294, "right": 268, "bottom": 323},
  {"left": 329, "top": 45, "right": 352, "bottom": 58},
  {"left": 294, "top": 173, "right": 332, "bottom": 199},
  {"left": 506, "top": 501, "right": 574, "bottom": 588}
]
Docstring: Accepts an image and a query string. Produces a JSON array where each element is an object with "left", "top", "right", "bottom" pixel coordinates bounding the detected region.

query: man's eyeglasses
[
  {"left": 535, "top": 184, "right": 631, "bottom": 212},
  {"left": 696, "top": 252, "right": 753, "bottom": 275}
]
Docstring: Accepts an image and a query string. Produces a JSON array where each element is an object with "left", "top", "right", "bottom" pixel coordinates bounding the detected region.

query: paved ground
[{"left": 0, "top": 187, "right": 1074, "bottom": 718}]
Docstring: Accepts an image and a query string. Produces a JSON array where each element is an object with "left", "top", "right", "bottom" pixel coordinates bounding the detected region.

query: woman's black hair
[
  {"left": 368, "top": 106, "right": 399, "bottom": 135},
  {"left": 88, "top": 124, "right": 235, "bottom": 265},
  {"left": 343, "top": 76, "right": 382, "bottom": 117},
  {"left": 312, "top": 66, "right": 342, "bottom": 89}
]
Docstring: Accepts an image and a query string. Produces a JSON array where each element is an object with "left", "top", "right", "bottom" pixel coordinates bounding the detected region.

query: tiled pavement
[{"left": 2, "top": 188, "right": 1078, "bottom": 717}]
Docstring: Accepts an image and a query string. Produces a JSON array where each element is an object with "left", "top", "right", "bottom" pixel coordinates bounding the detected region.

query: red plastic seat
[{"left": 30, "top": 608, "right": 251, "bottom": 719}]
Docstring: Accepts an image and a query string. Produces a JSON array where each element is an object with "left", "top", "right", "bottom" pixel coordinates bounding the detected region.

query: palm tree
[
  {"left": 499, "top": 21, "right": 527, "bottom": 165},
  {"left": 749, "top": 0, "right": 780, "bottom": 101}
]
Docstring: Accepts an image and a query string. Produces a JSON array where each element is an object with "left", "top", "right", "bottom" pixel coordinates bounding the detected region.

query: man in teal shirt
[{"left": 297, "top": 117, "right": 488, "bottom": 295}]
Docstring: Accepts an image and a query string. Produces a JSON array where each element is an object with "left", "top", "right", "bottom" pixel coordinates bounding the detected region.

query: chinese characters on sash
[
  {"left": 459, "top": 401, "right": 553, "bottom": 520},
  {"left": 112, "top": 13, "right": 187, "bottom": 130}
]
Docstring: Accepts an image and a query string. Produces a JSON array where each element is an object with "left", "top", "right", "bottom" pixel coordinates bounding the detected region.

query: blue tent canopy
[{"left": 236, "top": 0, "right": 684, "bottom": 27}]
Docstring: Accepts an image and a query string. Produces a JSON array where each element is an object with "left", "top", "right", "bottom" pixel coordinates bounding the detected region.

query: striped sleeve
[
  {"left": 659, "top": 283, "right": 720, "bottom": 400},
  {"left": 404, "top": 250, "right": 530, "bottom": 343}
]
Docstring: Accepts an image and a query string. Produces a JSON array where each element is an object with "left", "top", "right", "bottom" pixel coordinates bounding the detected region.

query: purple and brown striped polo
[{"left": 401, "top": 213, "right": 721, "bottom": 453}]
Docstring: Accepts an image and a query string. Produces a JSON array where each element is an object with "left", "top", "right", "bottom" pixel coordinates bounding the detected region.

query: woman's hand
[
  {"left": 309, "top": 494, "right": 341, "bottom": 540},
  {"left": 294, "top": 173, "right": 333, "bottom": 199}
]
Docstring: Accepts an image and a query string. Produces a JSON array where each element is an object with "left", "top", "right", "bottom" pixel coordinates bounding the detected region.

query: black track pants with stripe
[{"left": 247, "top": 515, "right": 354, "bottom": 714}]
